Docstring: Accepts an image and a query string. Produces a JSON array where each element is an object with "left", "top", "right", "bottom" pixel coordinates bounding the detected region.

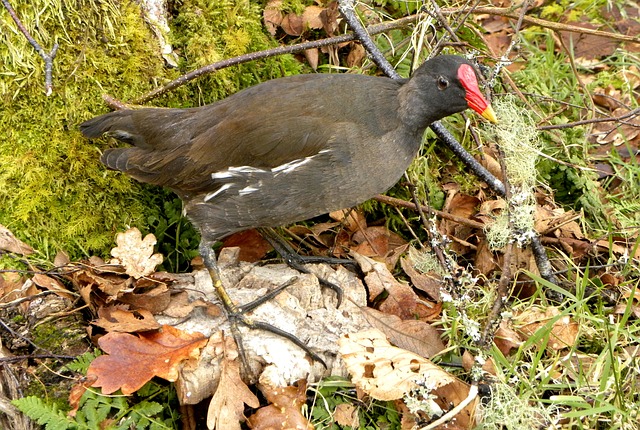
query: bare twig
[
  {"left": 373, "top": 195, "right": 486, "bottom": 230},
  {"left": 132, "top": 14, "right": 420, "bottom": 104},
  {"left": 338, "top": 0, "right": 394, "bottom": 77},
  {"left": 538, "top": 107, "right": 640, "bottom": 130},
  {"left": 441, "top": 6, "right": 640, "bottom": 44},
  {"left": 480, "top": 144, "right": 513, "bottom": 347},
  {"left": 2, "top": 0, "right": 59, "bottom": 96}
]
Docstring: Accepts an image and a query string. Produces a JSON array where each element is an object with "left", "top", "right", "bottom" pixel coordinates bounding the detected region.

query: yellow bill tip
[{"left": 481, "top": 104, "right": 498, "bottom": 124}]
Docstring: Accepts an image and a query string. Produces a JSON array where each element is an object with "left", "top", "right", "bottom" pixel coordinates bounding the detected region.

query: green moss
[{"left": 1, "top": 0, "right": 302, "bottom": 262}]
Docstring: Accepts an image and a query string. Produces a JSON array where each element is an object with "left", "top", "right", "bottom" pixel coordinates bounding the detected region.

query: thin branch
[
  {"left": 480, "top": 143, "right": 513, "bottom": 347},
  {"left": 338, "top": 0, "right": 396, "bottom": 78},
  {"left": 2, "top": 0, "right": 59, "bottom": 96},
  {"left": 132, "top": 14, "right": 420, "bottom": 104},
  {"left": 441, "top": 6, "right": 640, "bottom": 44},
  {"left": 538, "top": 107, "right": 640, "bottom": 130}
]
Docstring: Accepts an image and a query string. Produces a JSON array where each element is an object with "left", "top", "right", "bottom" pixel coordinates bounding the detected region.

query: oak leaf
[
  {"left": 339, "top": 329, "right": 477, "bottom": 427},
  {"left": 88, "top": 325, "right": 207, "bottom": 395},
  {"left": 110, "top": 227, "right": 163, "bottom": 279},
  {"left": 94, "top": 306, "right": 160, "bottom": 332},
  {"left": 207, "top": 334, "right": 259, "bottom": 430},
  {"left": 247, "top": 381, "right": 312, "bottom": 430}
]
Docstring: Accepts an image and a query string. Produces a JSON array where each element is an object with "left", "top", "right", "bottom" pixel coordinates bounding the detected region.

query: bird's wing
[{"left": 102, "top": 74, "right": 402, "bottom": 193}]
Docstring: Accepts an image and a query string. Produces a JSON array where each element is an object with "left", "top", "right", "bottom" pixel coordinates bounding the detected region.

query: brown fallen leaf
[
  {"left": 515, "top": 307, "right": 579, "bottom": 351},
  {"left": 493, "top": 319, "right": 523, "bottom": 356},
  {"left": 339, "top": 329, "right": 477, "bottom": 428},
  {"left": 118, "top": 284, "right": 171, "bottom": 313},
  {"left": 333, "top": 403, "right": 359, "bottom": 428},
  {"left": 247, "top": 381, "right": 313, "bottom": 430},
  {"left": 354, "top": 252, "right": 433, "bottom": 319},
  {"left": 400, "top": 255, "right": 442, "bottom": 301},
  {"left": 263, "top": 0, "right": 283, "bottom": 35},
  {"left": 0, "top": 224, "right": 33, "bottom": 255},
  {"left": 281, "top": 13, "right": 304, "bottom": 36},
  {"left": 207, "top": 334, "right": 260, "bottom": 430},
  {"left": 352, "top": 226, "right": 408, "bottom": 268},
  {"left": 93, "top": 306, "right": 160, "bottom": 332},
  {"left": 0, "top": 272, "right": 25, "bottom": 304},
  {"left": 88, "top": 325, "right": 207, "bottom": 395},
  {"left": 67, "top": 375, "right": 98, "bottom": 417},
  {"left": 461, "top": 350, "right": 496, "bottom": 375},
  {"left": 110, "top": 227, "right": 164, "bottom": 279},
  {"left": 221, "top": 229, "right": 272, "bottom": 263},
  {"left": 362, "top": 308, "right": 445, "bottom": 358},
  {"left": 31, "top": 273, "right": 75, "bottom": 300}
]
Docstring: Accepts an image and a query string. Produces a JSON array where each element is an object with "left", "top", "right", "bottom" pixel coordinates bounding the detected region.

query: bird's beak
[
  {"left": 479, "top": 104, "right": 498, "bottom": 124},
  {"left": 458, "top": 64, "right": 498, "bottom": 124}
]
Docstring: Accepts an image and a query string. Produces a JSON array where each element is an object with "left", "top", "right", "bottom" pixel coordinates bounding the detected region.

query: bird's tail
[{"left": 79, "top": 110, "right": 141, "bottom": 145}]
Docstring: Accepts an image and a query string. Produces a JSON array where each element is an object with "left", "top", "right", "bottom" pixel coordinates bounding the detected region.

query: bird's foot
[
  {"left": 199, "top": 241, "right": 327, "bottom": 374},
  {"left": 258, "top": 227, "right": 352, "bottom": 306}
]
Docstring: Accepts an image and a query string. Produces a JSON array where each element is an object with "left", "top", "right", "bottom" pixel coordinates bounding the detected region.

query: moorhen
[{"left": 81, "top": 55, "right": 496, "bottom": 362}]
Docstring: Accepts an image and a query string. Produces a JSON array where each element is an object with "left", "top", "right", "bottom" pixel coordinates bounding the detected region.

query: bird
[{"left": 80, "top": 54, "right": 496, "bottom": 364}]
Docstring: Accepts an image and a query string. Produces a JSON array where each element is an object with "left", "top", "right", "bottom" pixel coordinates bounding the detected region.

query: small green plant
[
  {"left": 13, "top": 350, "right": 180, "bottom": 430},
  {"left": 307, "top": 377, "right": 401, "bottom": 430}
]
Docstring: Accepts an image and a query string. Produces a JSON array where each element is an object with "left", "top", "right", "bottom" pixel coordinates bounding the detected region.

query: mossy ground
[{"left": 1, "top": 0, "right": 302, "bottom": 261}]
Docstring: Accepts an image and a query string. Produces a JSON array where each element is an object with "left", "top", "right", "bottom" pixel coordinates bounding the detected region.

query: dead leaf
[
  {"left": 247, "top": 381, "right": 313, "bottom": 430},
  {"left": 559, "top": 22, "right": 618, "bottom": 60},
  {"left": 354, "top": 252, "right": 432, "bottom": 319},
  {"left": 339, "top": 329, "right": 455, "bottom": 401},
  {"left": 555, "top": 352, "right": 600, "bottom": 384},
  {"left": 304, "top": 47, "right": 319, "bottom": 71},
  {"left": 110, "top": 228, "right": 163, "bottom": 279},
  {"left": 119, "top": 283, "right": 171, "bottom": 313},
  {"left": 263, "top": 0, "right": 283, "bottom": 35},
  {"left": 515, "top": 307, "right": 579, "bottom": 351},
  {"left": 339, "top": 329, "right": 477, "bottom": 427},
  {"left": 362, "top": 308, "right": 445, "bottom": 358},
  {"left": 0, "top": 224, "right": 33, "bottom": 255},
  {"left": 462, "top": 350, "right": 496, "bottom": 375},
  {"left": 301, "top": 5, "right": 324, "bottom": 30},
  {"left": 400, "top": 255, "right": 441, "bottom": 301},
  {"left": 330, "top": 208, "right": 366, "bottom": 233},
  {"left": 352, "top": 226, "right": 408, "bottom": 268},
  {"left": 88, "top": 325, "right": 207, "bottom": 394},
  {"left": 320, "top": 1, "right": 339, "bottom": 36},
  {"left": 67, "top": 375, "right": 98, "bottom": 417},
  {"left": 93, "top": 306, "right": 161, "bottom": 332},
  {"left": 614, "top": 287, "right": 640, "bottom": 318},
  {"left": 31, "top": 273, "right": 74, "bottom": 300},
  {"left": 207, "top": 334, "right": 260, "bottom": 430},
  {"left": 0, "top": 273, "right": 25, "bottom": 304},
  {"left": 346, "top": 42, "right": 365, "bottom": 68},
  {"left": 54, "top": 250, "right": 71, "bottom": 267},
  {"left": 281, "top": 13, "right": 303, "bottom": 36},
  {"left": 333, "top": 403, "right": 359, "bottom": 427},
  {"left": 493, "top": 320, "right": 523, "bottom": 355},
  {"left": 222, "top": 229, "right": 272, "bottom": 263}
]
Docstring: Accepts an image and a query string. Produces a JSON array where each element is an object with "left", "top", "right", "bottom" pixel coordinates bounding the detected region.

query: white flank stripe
[
  {"left": 211, "top": 171, "right": 233, "bottom": 179},
  {"left": 238, "top": 186, "right": 259, "bottom": 196},
  {"left": 272, "top": 156, "right": 313, "bottom": 174},
  {"left": 204, "top": 183, "right": 232, "bottom": 202},
  {"left": 229, "top": 166, "right": 267, "bottom": 174},
  {"left": 212, "top": 165, "right": 267, "bottom": 179}
]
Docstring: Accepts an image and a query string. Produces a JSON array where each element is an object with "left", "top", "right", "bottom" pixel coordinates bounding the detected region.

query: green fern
[
  {"left": 11, "top": 396, "right": 76, "bottom": 430},
  {"left": 65, "top": 349, "right": 101, "bottom": 374},
  {"left": 13, "top": 350, "right": 179, "bottom": 430}
]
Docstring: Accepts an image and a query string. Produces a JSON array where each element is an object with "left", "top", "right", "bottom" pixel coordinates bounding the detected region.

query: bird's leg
[
  {"left": 197, "top": 241, "right": 326, "bottom": 370},
  {"left": 257, "top": 227, "right": 348, "bottom": 306}
]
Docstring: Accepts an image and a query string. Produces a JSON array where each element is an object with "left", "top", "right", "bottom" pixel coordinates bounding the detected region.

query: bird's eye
[{"left": 437, "top": 76, "right": 449, "bottom": 90}]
